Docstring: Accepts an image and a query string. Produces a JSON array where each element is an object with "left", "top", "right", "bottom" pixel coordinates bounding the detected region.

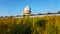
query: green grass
[{"left": 0, "top": 16, "right": 60, "bottom": 34}]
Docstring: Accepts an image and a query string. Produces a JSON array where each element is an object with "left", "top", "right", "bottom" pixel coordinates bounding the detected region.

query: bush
[{"left": 36, "top": 19, "right": 47, "bottom": 30}]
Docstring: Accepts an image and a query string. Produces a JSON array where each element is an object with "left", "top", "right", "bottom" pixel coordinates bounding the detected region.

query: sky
[{"left": 0, "top": 0, "right": 60, "bottom": 16}]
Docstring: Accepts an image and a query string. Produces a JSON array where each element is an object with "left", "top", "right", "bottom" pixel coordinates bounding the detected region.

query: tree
[{"left": 58, "top": 11, "right": 60, "bottom": 14}]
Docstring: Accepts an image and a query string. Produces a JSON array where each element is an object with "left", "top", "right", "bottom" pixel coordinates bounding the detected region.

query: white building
[{"left": 22, "top": 6, "right": 31, "bottom": 17}]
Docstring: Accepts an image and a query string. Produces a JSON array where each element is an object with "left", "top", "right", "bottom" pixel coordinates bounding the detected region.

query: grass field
[{"left": 0, "top": 16, "right": 60, "bottom": 34}]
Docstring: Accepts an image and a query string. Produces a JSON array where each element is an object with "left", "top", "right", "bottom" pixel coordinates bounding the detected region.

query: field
[{"left": 0, "top": 16, "right": 60, "bottom": 34}]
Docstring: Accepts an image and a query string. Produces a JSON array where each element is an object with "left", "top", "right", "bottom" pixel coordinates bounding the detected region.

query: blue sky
[{"left": 0, "top": 0, "right": 60, "bottom": 16}]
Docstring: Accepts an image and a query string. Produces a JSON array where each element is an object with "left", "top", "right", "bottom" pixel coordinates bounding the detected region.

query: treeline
[{"left": 0, "top": 16, "right": 60, "bottom": 34}]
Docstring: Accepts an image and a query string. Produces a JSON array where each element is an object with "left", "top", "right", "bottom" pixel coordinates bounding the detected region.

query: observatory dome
[
  {"left": 23, "top": 6, "right": 31, "bottom": 14},
  {"left": 22, "top": 6, "right": 31, "bottom": 16},
  {"left": 24, "top": 6, "right": 31, "bottom": 11}
]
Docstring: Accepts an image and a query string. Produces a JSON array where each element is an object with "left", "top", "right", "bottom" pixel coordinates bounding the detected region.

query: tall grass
[{"left": 0, "top": 16, "right": 60, "bottom": 34}]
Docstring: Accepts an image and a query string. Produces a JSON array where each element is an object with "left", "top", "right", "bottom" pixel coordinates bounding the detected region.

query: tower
[{"left": 22, "top": 6, "right": 31, "bottom": 17}]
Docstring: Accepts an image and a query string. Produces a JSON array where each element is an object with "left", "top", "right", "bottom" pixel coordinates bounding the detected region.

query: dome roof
[
  {"left": 24, "top": 6, "right": 31, "bottom": 10},
  {"left": 23, "top": 6, "right": 31, "bottom": 14},
  {"left": 22, "top": 6, "right": 31, "bottom": 16}
]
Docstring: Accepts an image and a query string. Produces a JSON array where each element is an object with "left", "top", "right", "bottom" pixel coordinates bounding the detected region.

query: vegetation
[{"left": 0, "top": 16, "right": 60, "bottom": 34}]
